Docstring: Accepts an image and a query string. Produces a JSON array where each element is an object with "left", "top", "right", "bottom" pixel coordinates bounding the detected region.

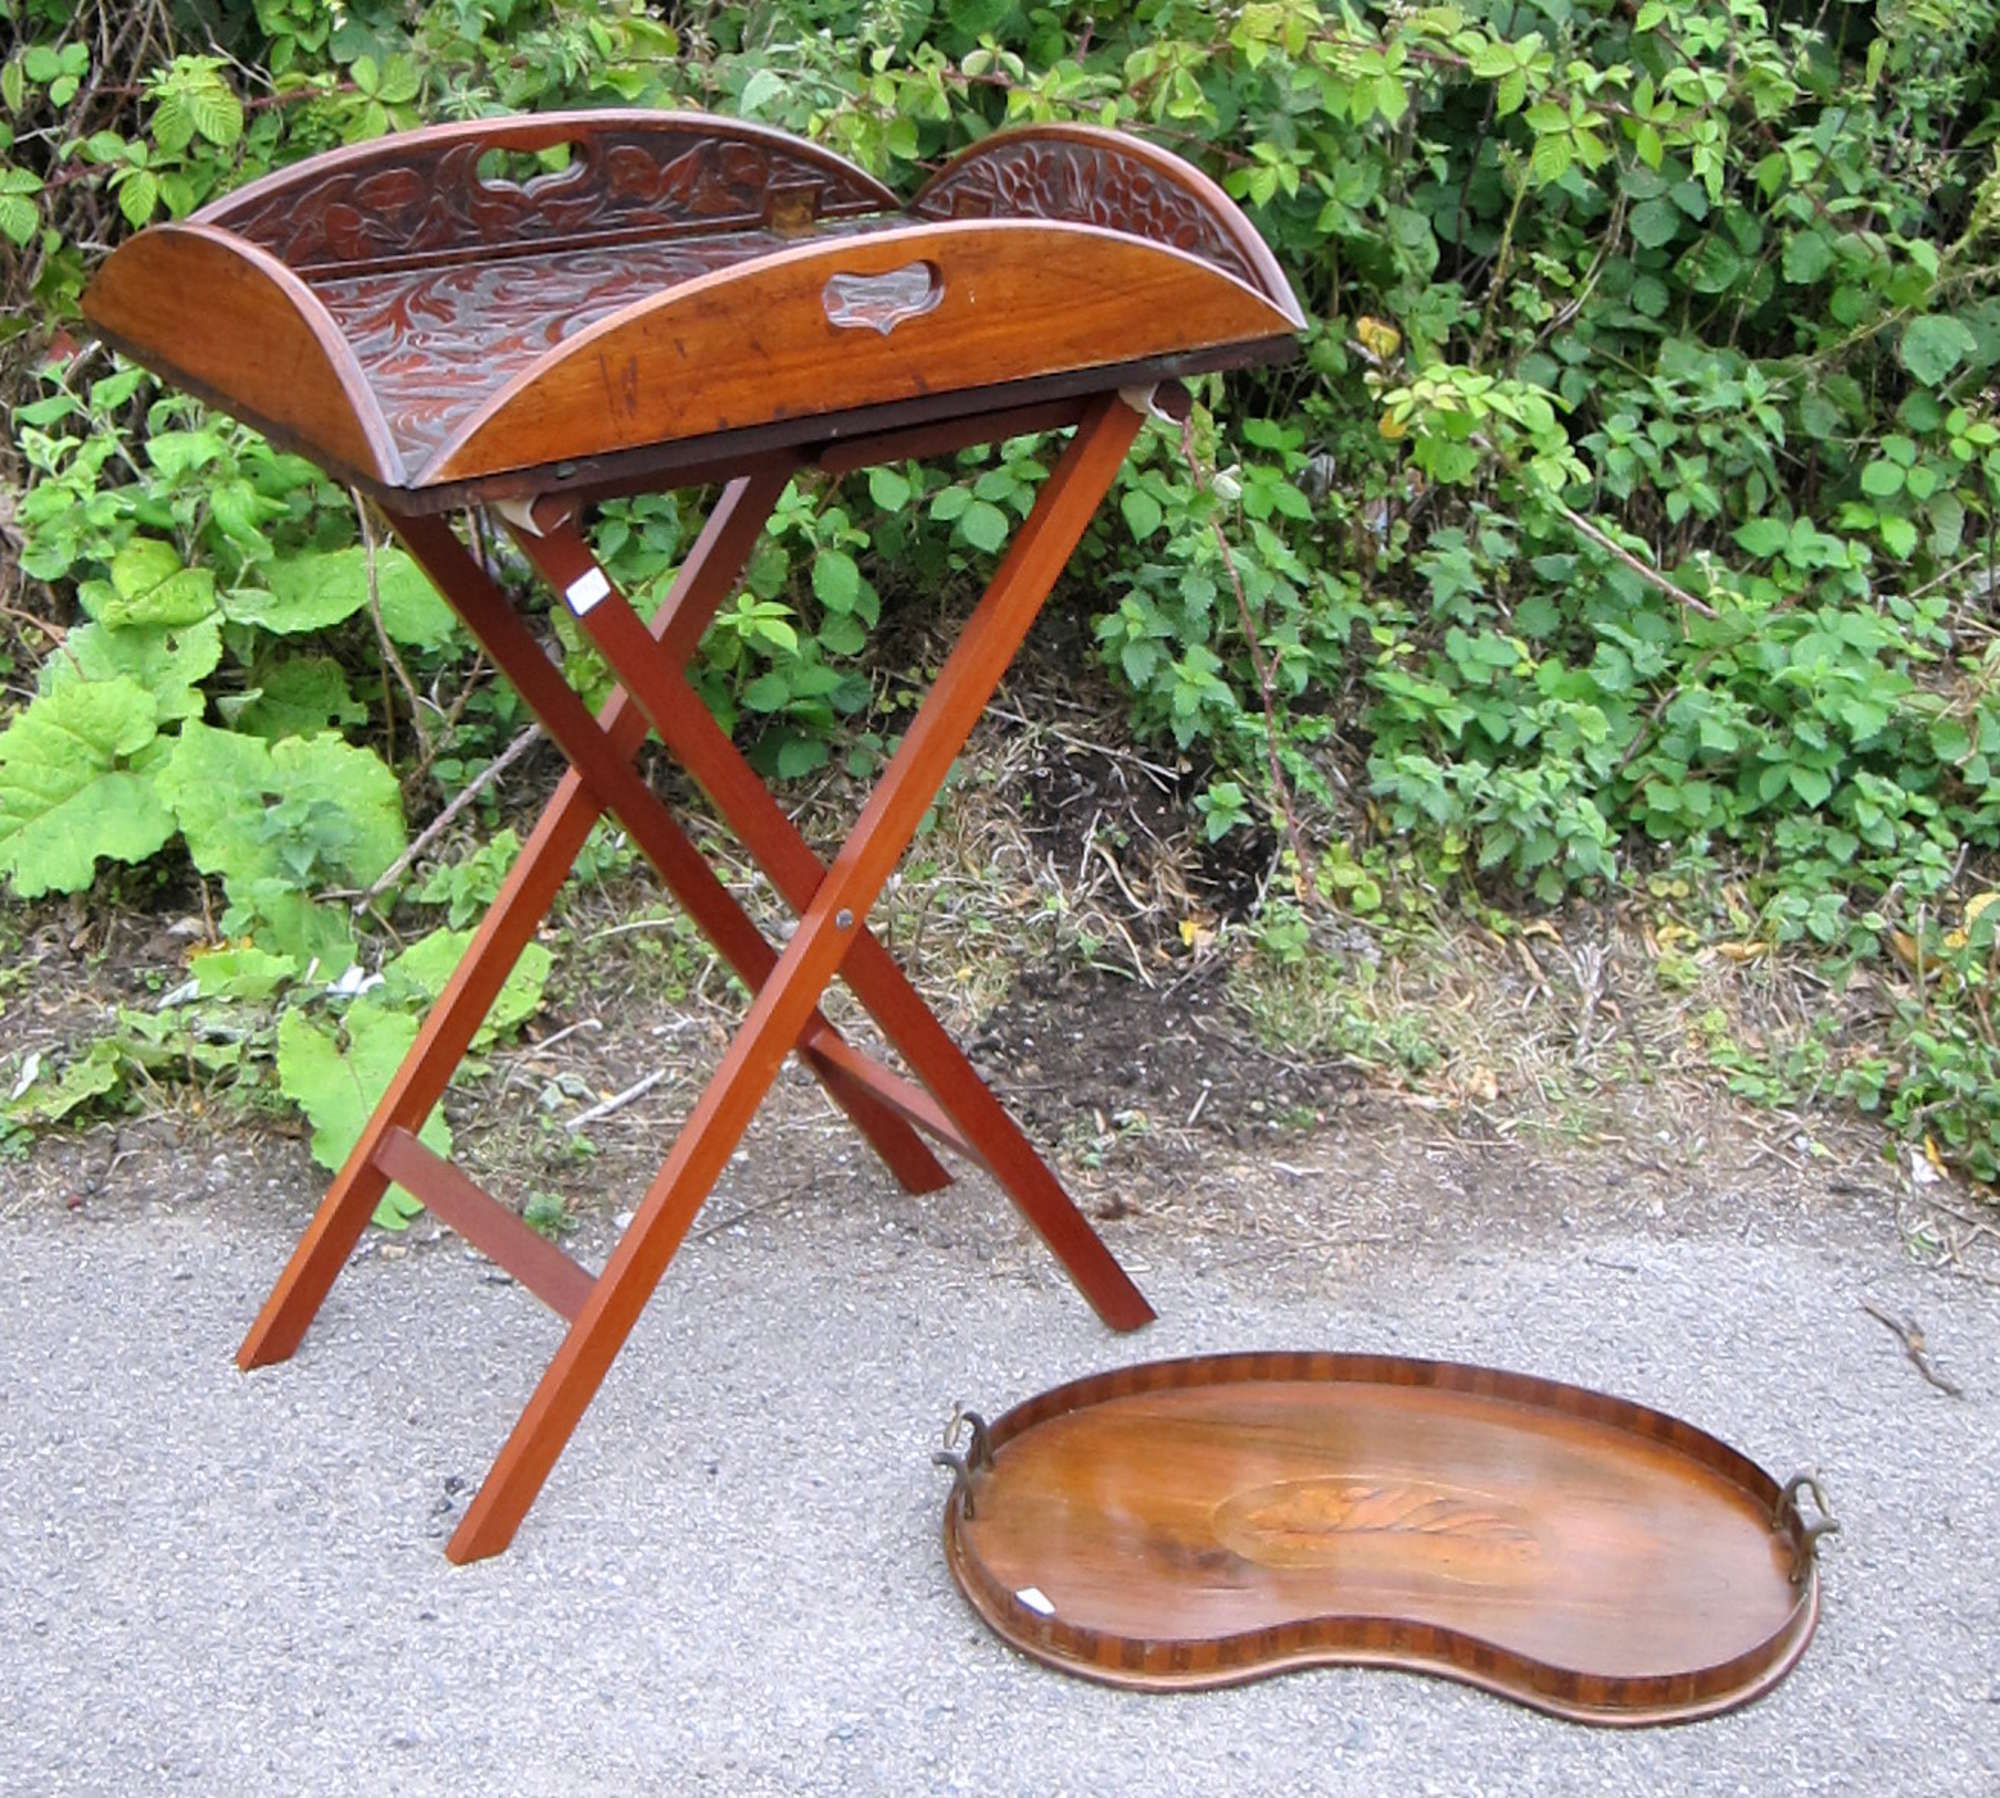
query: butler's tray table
[{"left": 83, "top": 110, "right": 1305, "bottom": 1562}]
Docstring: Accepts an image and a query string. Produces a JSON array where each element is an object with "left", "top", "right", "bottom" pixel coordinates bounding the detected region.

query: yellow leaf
[
  {"left": 1377, "top": 412, "right": 1408, "bottom": 440},
  {"left": 1967, "top": 891, "right": 2000, "bottom": 925},
  {"left": 1888, "top": 928, "right": 1920, "bottom": 970},
  {"left": 1357, "top": 315, "right": 1402, "bottom": 360},
  {"left": 1714, "top": 940, "right": 1771, "bottom": 963}
]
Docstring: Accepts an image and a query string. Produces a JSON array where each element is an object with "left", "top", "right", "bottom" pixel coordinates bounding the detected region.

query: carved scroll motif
[
  {"left": 912, "top": 139, "right": 1264, "bottom": 291},
  {"left": 209, "top": 131, "right": 892, "bottom": 273},
  {"left": 310, "top": 222, "right": 895, "bottom": 465}
]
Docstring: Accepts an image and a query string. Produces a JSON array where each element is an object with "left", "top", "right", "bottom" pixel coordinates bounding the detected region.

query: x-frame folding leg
[
  {"left": 243, "top": 390, "right": 1153, "bottom": 1563},
  {"left": 505, "top": 486, "right": 1154, "bottom": 1335},
  {"left": 238, "top": 472, "right": 949, "bottom": 1371}
]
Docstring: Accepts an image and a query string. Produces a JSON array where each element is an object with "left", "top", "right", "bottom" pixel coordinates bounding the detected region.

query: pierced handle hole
[
  {"left": 476, "top": 142, "right": 583, "bottom": 189},
  {"left": 822, "top": 262, "right": 944, "bottom": 336}
]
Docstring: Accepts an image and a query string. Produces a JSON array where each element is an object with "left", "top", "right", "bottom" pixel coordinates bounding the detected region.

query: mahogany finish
[
  {"left": 85, "top": 112, "right": 1300, "bottom": 1560},
  {"left": 941, "top": 1353, "right": 1828, "bottom": 1724},
  {"left": 82, "top": 111, "right": 1302, "bottom": 498}
]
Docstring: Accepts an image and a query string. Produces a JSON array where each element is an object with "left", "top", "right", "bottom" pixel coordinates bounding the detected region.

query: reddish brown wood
[
  {"left": 82, "top": 223, "right": 401, "bottom": 487},
  {"left": 942, "top": 1353, "right": 1826, "bottom": 1725},
  {"left": 84, "top": 118, "right": 1299, "bottom": 499},
  {"left": 88, "top": 110, "right": 1305, "bottom": 1560},
  {"left": 429, "top": 221, "right": 1294, "bottom": 484},
  {"left": 386, "top": 509, "right": 952, "bottom": 1201},
  {"left": 198, "top": 110, "right": 899, "bottom": 275},
  {"left": 912, "top": 123, "right": 1303, "bottom": 324},
  {"left": 444, "top": 396, "right": 1147, "bottom": 1562},
  {"left": 509, "top": 510, "right": 1154, "bottom": 1333},
  {"left": 236, "top": 471, "right": 942, "bottom": 1373},
  {"left": 372, "top": 1127, "right": 594, "bottom": 1322}
]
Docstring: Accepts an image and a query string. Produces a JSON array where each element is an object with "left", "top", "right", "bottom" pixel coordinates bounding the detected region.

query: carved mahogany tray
[
  {"left": 936, "top": 1353, "right": 1835, "bottom": 1723},
  {"left": 81, "top": 113, "right": 1303, "bottom": 509}
]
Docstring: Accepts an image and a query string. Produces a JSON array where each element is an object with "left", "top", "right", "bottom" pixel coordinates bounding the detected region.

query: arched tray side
[
  {"left": 421, "top": 219, "right": 1300, "bottom": 486},
  {"left": 196, "top": 110, "right": 901, "bottom": 276},
  {"left": 944, "top": 1351, "right": 1823, "bottom": 1724},
  {"left": 81, "top": 223, "right": 402, "bottom": 488},
  {"left": 911, "top": 124, "right": 1304, "bottom": 328}
]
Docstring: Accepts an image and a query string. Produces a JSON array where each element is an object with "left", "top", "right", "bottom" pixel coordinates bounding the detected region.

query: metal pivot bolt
[{"left": 834, "top": 909, "right": 853, "bottom": 930}]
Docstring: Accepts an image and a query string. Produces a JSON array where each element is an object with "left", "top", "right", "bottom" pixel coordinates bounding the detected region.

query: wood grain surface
[{"left": 942, "top": 1352, "right": 1823, "bottom": 1724}]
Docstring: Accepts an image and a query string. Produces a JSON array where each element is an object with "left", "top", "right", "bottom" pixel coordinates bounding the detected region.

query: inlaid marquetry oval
[
  {"left": 1212, "top": 1476, "right": 1543, "bottom": 1583},
  {"left": 940, "top": 1351, "right": 1825, "bottom": 1724}
]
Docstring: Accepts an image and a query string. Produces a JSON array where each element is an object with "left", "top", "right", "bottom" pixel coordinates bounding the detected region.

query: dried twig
[
  {"left": 351, "top": 488, "right": 433, "bottom": 772},
  {"left": 1860, "top": 1299, "right": 1965, "bottom": 1397},
  {"left": 564, "top": 1068, "right": 670, "bottom": 1132},
  {"left": 351, "top": 722, "right": 542, "bottom": 911}
]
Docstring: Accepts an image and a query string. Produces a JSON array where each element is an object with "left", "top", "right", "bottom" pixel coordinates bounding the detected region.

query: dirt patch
[{"left": 967, "top": 961, "right": 1360, "bottom": 1151}]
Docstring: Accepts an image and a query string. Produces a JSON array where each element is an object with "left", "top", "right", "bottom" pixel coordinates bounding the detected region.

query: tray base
[{"left": 941, "top": 1353, "right": 1823, "bottom": 1723}]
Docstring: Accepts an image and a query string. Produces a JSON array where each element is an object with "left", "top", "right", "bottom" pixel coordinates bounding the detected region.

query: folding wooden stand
[{"left": 82, "top": 110, "right": 1302, "bottom": 1559}]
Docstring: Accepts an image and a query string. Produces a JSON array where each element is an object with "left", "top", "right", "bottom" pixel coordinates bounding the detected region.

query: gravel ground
[{"left": 2, "top": 1134, "right": 1995, "bottom": 1797}]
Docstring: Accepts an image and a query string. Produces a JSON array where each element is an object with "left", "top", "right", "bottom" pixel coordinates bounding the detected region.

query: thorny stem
[{"left": 1176, "top": 414, "right": 1323, "bottom": 907}]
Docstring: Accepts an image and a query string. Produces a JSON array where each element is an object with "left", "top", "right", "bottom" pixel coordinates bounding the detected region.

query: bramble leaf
[{"left": 1900, "top": 315, "right": 1977, "bottom": 387}]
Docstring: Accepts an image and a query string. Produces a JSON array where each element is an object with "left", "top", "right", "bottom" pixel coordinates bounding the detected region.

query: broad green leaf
[
  {"left": 156, "top": 723, "right": 406, "bottom": 922},
  {"left": 0, "top": 679, "right": 173, "bottom": 898},
  {"left": 384, "top": 927, "right": 550, "bottom": 1046},
  {"left": 5, "top": 1040, "right": 123, "bottom": 1126},
  {"left": 1628, "top": 197, "right": 1681, "bottom": 248},
  {"left": 1860, "top": 460, "right": 1905, "bottom": 498},
  {"left": 741, "top": 671, "right": 794, "bottom": 711},
  {"left": 97, "top": 538, "right": 216, "bottom": 629},
  {"left": 867, "top": 466, "right": 911, "bottom": 512},
  {"left": 190, "top": 944, "right": 300, "bottom": 1001},
  {"left": 958, "top": 499, "right": 1009, "bottom": 554},
  {"left": 42, "top": 617, "right": 221, "bottom": 723},
  {"left": 812, "top": 549, "right": 861, "bottom": 613},
  {"left": 1900, "top": 315, "right": 1977, "bottom": 387},
  {"left": 277, "top": 1003, "right": 452, "bottom": 1228},
  {"left": 226, "top": 656, "right": 367, "bottom": 741},
  {"left": 1733, "top": 517, "right": 1789, "bottom": 558},
  {"left": 818, "top": 611, "right": 867, "bottom": 656},
  {"left": 1121, "top": 490, "right": 1164, "bottom": 540},
  {"left": 1783, "top": 231, "right": 1832, "bottom": 285},
  {"left": 186, "top": 73, "right": 242, "bottom": 147},
  {"left": 232, "top": 544, "right": 458, "bottom": 648}
]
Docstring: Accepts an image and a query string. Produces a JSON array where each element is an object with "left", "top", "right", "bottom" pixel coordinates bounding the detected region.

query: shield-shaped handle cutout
[{"left": 822, "top": 262, "right": 944, "bottom": 335}]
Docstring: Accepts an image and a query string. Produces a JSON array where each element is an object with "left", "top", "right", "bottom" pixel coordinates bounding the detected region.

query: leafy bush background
[{"left": 5, "top": 0, "right": 2000, "bottom": 1184}]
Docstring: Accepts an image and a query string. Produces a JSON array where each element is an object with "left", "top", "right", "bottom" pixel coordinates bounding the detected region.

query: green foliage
[
  {"left": 6, "top": 0, "right": 2000, "bottom": 1187},
  {"left": 277, "top": 999, "right": 453, "bottom": 1228}
]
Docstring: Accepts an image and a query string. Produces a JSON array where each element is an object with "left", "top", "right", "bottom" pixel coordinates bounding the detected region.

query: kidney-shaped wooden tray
[{"left": 937, "top": 1352, "right": 1834, "bottom": 1724}]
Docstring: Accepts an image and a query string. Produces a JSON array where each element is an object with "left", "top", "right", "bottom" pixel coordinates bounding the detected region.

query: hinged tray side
[
  {"left": 194, "top": 110, "right": 901, "bottom": 278},
  {"left": 420, "top": 219, "right": 1299, "bottom": 485},
  {"left": 81, "top": 222, "right": 403, "bottom": 488},
  {"left": 912, "top": 123, "right": 1304, "bottom": 328}
]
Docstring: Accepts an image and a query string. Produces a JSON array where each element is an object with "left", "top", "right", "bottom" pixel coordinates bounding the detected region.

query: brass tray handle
[
  {"left": 1773, "top": 1471, "right": 1840, "bottom": 1584},
  {"left": 932, "top": 1404, "right": 993, "bottom": 1519}
]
